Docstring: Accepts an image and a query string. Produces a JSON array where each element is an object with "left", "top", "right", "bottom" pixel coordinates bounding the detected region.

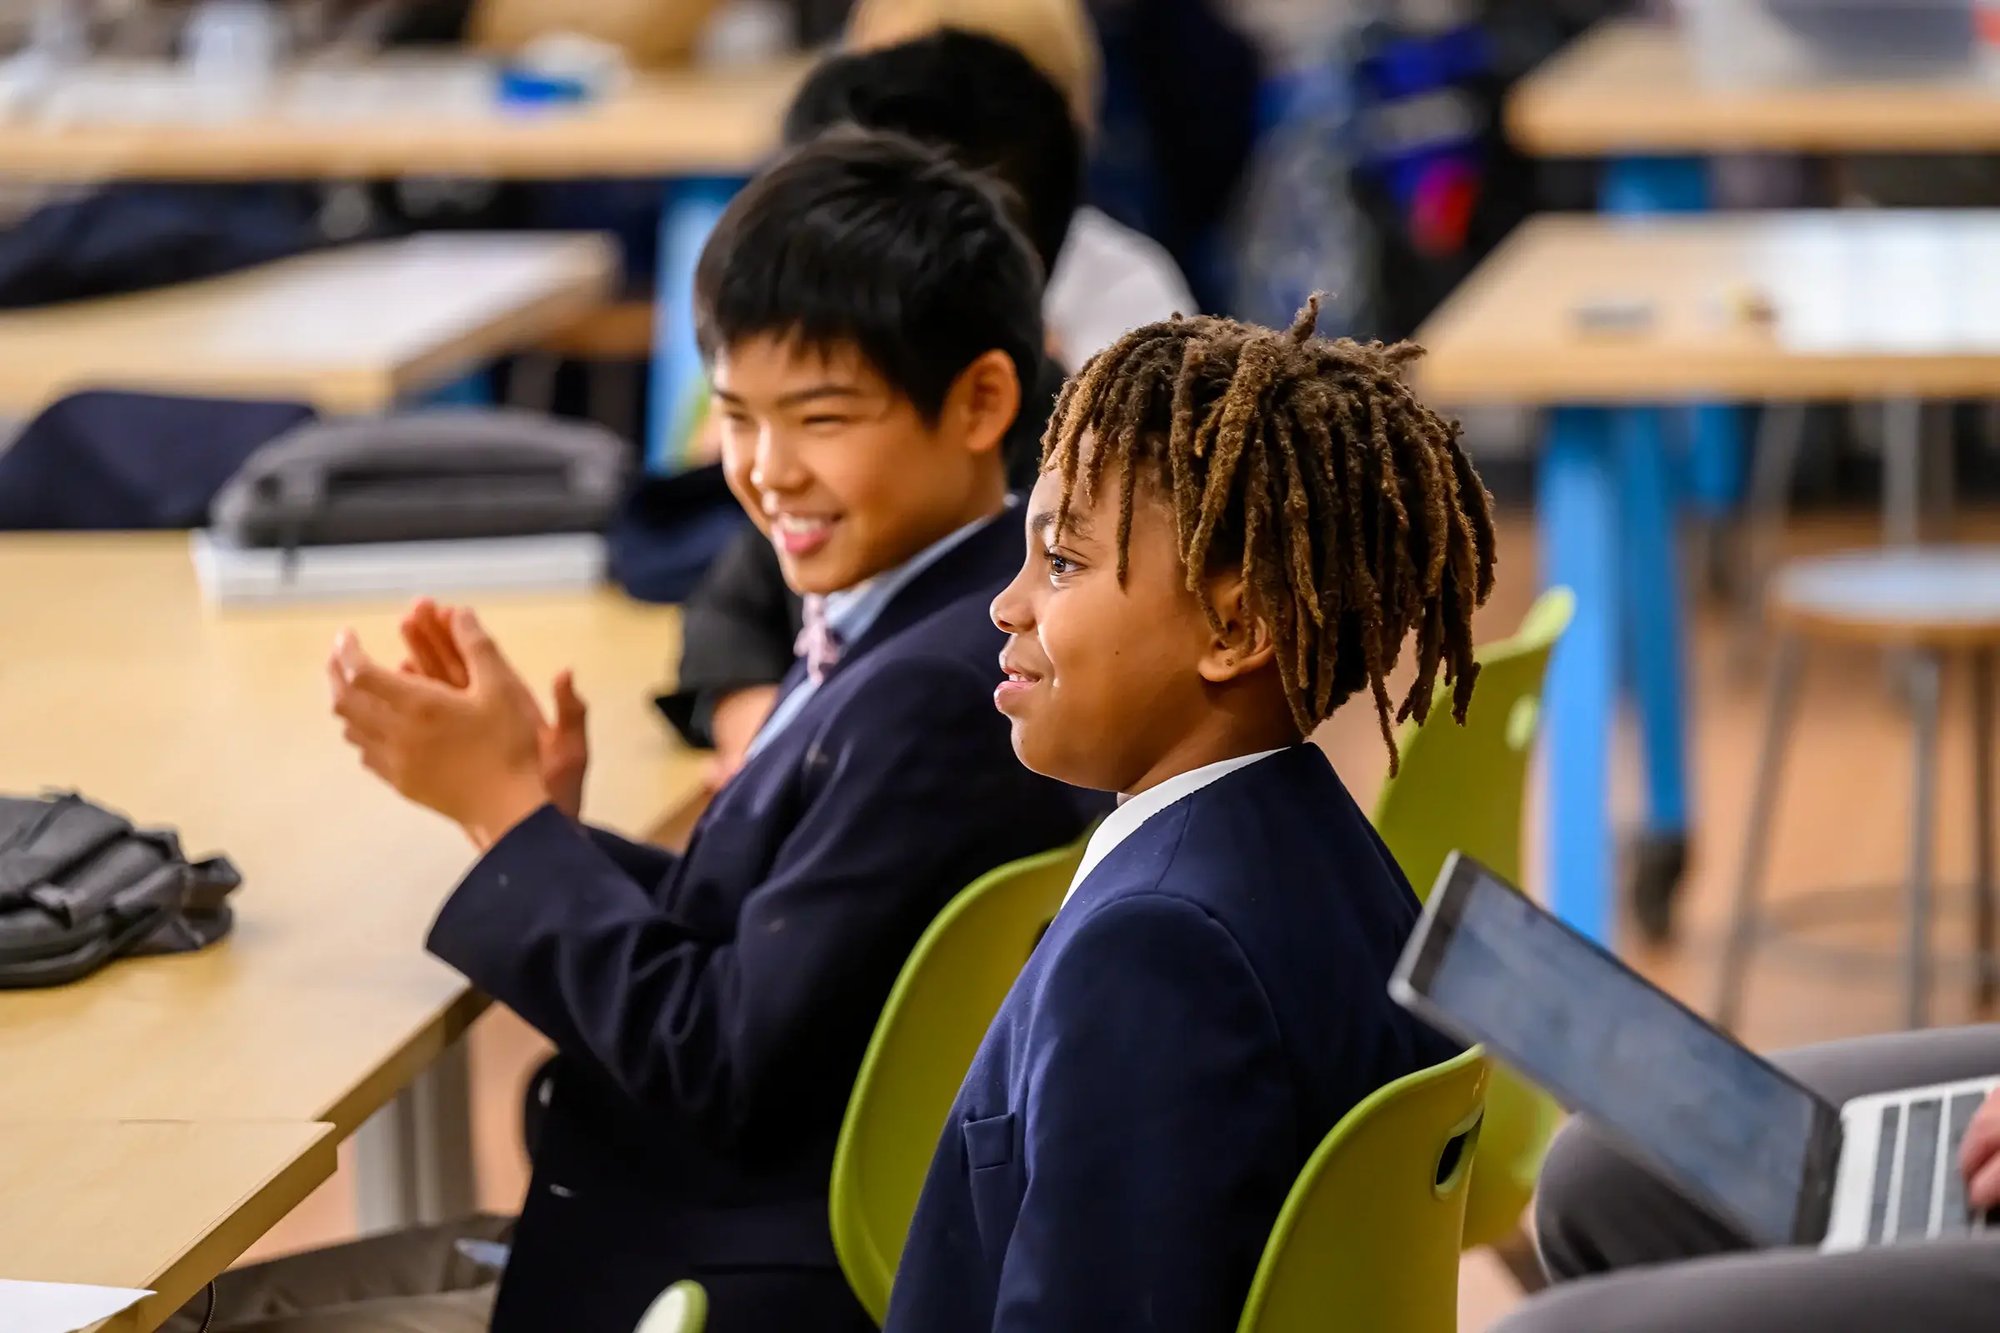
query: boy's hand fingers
[
  {"left": 417, "top": 603, "right": 470, "bottom": 688},
  {"left": 552, "top": 670, "right": 586, "bottom": 726},
  {"left": 449, "top": 608, "right": 512, "bottom": 687}
]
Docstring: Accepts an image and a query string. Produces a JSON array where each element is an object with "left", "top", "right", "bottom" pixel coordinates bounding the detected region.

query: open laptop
[{"left": 1389, "top": 853, "right": 1999, "bottom": 1251}]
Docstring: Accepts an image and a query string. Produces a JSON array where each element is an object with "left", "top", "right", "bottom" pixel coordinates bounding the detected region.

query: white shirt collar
[{"left": 1063, "top": 748, "right": 1288, "bottom": 907}]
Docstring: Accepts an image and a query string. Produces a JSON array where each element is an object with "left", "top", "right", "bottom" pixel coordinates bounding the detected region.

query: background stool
[{"left": 1715, "top": 547, "right": 2000, "bottom": 1030}]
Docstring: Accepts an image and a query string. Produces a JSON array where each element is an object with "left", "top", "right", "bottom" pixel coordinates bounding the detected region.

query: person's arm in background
[{"left": 655, "top": 525, "right": 800, "bottom": 781}]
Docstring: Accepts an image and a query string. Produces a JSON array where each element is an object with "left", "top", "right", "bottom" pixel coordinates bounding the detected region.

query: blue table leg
[
  {"left": 1541, "top": 406, "right": 1619, "bottom": 945},
  {"left": 1600, "top": 156, "right": 1746, "bottom": 518},
  {"left": 646, "top": 175, "right": 745, "bottom": 474},
  {"left": 1614, "top": 407, "right": 1691, "bottom": 845}
]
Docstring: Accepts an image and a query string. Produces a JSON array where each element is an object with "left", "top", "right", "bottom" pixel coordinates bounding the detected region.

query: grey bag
[
  {"left": 0, "top": 792, "right": 242, "bottom": 988},
  {"left": 210, "top": 409, "right": 630, "bottom": 548}
]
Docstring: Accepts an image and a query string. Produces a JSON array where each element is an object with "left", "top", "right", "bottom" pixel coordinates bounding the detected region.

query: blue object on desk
[
  {"left": 496, "top": 66, "right": 594, "bottom": 108},
  {"left": 646, "top": 176, "right": 746, "bottom": 473}
]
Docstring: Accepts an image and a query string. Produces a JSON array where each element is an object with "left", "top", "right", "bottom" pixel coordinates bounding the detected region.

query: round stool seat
[{"left": 1772, "top": 546, "right": 2000, "bottom": 648}]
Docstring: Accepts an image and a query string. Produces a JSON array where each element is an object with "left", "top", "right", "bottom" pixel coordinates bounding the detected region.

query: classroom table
[
  {"left": 1497, "top": 20, "right": 2000, "bottom": 935},
  {"left": 0, "top": 534, "right": 705, "bottom": 1239},
  {"left": 0, "top": 233, "right": 616, "bottom": 417},
  {"left": 1411, "top": 209, "right": 2000, "bottom": 946},
  {"left": 1509, "top": 19, "right": 2000, "bottom": 158},
  {"left": 0, "top": 54, "right": 807, "bottom": 470},
  {"left": 0, "top": 1120, "right": 337, "bottom": 1333}
]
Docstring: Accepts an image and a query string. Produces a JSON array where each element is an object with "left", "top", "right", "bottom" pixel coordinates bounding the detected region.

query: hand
[
  {"left": 328, "top": 607, "right": 550, "bottom": 849},
  {"left": 704, "top": 684, "right": 778, "bottom": 791},
  {"left": 1960, "top": 1084, "right": 2000, "bottom": 1210},
  {"left": 400, "top": 599, "right": 589, "bottom": 821}
]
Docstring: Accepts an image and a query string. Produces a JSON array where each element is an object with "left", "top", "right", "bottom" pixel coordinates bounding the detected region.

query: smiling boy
[
  {"left": 888, "top": 304, "right": 1497, "bottom": 1330},
  {"left": 302, "top": 131, "right": 1101, "bottom": 1333}
]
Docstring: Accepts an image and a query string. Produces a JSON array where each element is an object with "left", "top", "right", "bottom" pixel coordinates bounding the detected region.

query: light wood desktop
[
  {"left": 0, "top": 234, "right": 616, "bottom": 417},
  {"left": 0, "top": 58, "right": 805, "bottom": 181},
  {"left": 0, "top": 1120, "right": 337, "bottom": 1333},
  {"left": 1509, "top": 19, "right": 2000, "bottom": 156},
  {"left": 1413, "top": 211, "right": 2000, "bottom": 403},
  {"left": 0, "top": 533, "right": 704, "bottom": 1289},
  {"left": 1412, "top": 209, "right": 2000, "bottom": 951},
  {"left": 0, "top": 534, "right": 700, "bottom": 1126}
]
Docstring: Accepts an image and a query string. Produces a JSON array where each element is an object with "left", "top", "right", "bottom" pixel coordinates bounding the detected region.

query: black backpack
[{"left": 0, "top": 793, "right": 241, "bottom": 988}]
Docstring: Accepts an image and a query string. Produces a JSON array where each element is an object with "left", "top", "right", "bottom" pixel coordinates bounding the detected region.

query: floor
[{"left": 244, "top": 506, "right": 2000, "bottom": 1330}]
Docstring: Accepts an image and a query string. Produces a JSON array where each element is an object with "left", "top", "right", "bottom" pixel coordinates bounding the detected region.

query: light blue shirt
[{"left": 746, "top": 509, "right": 1004, "bottom": 759}]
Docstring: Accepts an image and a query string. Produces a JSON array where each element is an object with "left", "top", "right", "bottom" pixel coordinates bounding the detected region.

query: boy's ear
[
  {"left": 1196, "top": 572, "right": 1278, "bottom": 685},
  {"left": 944, "top": 349, "right": 1022, "bottom": 459}
]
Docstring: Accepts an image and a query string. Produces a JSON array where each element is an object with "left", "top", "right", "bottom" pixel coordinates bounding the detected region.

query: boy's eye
[
  {"left": 802, "top": 414, "right": 850, "bottom": 430},
  {"left": 1044, "top": 549, "right": 1079, "bottom": 581}
]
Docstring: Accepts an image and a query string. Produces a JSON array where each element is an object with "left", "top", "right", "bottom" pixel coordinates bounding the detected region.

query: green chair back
[
  {"left": 1237, "top": 1046, "right": 1490, "bottom": 1333},
  {"left": 1371, "top": 587, "right": 1572, "bottom": 1251},
  {"left": 830, "top": 835, "right": 1089, "bottom": 1325},
  {"left": 633, "top": 1280, "right": 708, "bottom": 1333}
]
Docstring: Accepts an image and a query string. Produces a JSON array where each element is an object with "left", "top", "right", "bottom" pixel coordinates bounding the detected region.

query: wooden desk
[
  {"left": 1415, "top": 212, "right": 2000, "bottom": 403},
  {"left": 1414, "top": 210, "right": 2000, "bottom": 948},
  {"left": 0, "top": 234, "right": 616, "bottom": 417},
  {"left": 1509, "top": 19, "right": 2000, "bottom": 156},
  {"left": 0, "top": 535, "right": 703, "bottom": 1226},
  {"left": 0, "top": 58, "right": 805, "bottom": 181},
  {"left": 0, "top": 1120, "right": 336, "bottom": 1333}
]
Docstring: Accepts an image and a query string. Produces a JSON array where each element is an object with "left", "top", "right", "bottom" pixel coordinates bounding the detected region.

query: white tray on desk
[{"left": 190, "top": 529, "right": 606, "bottom": 605}]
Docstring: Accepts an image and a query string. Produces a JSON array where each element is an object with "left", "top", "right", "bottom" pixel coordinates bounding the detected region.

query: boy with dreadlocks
[{"left": 885, "top": 298, "right": 1496, "bottom": 1331}]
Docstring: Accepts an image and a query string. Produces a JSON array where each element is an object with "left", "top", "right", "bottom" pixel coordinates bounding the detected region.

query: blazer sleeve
[
  {"left": 428, "top": 654, "right": 1028, "bottom": 1149},
  {"left": 993, "top": 894, "right": 1298, "bottom": 1332},
  {"left": 655, "top": 527, "right": 800, "bottom": 748},
  {"left": 583, "top": 825, "right": 678, "bottom": 886}
]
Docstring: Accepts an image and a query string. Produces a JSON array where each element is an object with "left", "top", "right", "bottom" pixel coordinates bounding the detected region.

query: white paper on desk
[{"left": 0, "top": 1279, "right": 152, "bottom": 1332}]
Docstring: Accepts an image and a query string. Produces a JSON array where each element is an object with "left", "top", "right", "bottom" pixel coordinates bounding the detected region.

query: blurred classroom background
[{"left": 7, "top": 0, "right": 2000, "bottom": 1329}]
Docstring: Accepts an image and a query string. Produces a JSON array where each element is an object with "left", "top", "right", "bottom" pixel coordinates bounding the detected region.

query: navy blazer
[
  {"left": 427, "top": 512, "right": 1105, "bottom": 1333},
  {"left": 886, "top": 744, "right": 1459, "bottom": 1332}
]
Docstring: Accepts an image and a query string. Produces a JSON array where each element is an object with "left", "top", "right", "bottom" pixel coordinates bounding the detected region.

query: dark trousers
[{"left": 1498, "top": 1026, "right": 2000, "bottom": 1332}]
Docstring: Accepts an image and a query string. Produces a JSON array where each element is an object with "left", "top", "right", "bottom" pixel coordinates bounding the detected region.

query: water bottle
[{"left": 183, "top": 0, "right": 286, "bottom": 90}]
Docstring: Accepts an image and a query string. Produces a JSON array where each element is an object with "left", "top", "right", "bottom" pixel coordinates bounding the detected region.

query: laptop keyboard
[{"left": 1868, "top": 1090, "right": 1997, "bottom": 1243}]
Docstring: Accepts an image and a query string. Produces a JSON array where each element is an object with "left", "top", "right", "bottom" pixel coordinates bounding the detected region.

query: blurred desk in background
[
  {"left": 1509, "top": 19, "right": 2000, "bottom": 157},
  {"left": 0, "top": 1120, "right": 337, "bottom": 1333},
  {"left": 0, "top": 534, "right": 703, "bottom": 1239},
  {"left": 0, "top": 54, "right": 807, "bottom": 471},
  {"left": 0, "top": 57, "right": 805, "bottom": 180},
  {"left": 0, "top": 233, "right": 615, "bottom": 416},
  {"left": 1414, "top": 210, "right": 2000, "bottom": 948}
]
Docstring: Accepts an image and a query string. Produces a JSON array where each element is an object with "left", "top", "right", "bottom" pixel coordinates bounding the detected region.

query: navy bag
[{"left": 0, "top": 390, "right": 314, "bottom": 530}]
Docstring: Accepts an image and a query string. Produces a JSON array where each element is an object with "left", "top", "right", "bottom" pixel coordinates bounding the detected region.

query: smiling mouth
[{"left": 771, "top": 513, "right": 837, "bottom": 555}]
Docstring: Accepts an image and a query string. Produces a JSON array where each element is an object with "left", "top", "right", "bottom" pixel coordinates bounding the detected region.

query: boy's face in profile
[
  {"left": 991, "top": 449, "right": 1241, "bottom": 795},
  {"left": 713, "top": 335, "right": 1006, "bottom": 596}
]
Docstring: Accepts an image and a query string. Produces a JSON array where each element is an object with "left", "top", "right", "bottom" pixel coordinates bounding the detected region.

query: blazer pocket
[{"left": 962, "top": 1111, "right": 1022, "bottom": 1269}]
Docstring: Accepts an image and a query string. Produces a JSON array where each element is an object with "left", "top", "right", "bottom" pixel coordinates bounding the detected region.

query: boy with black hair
[
  {"left": 886, "top": 302, "right": 1494, "bottom": 1329},
  {"left": 660, "top": 28, "right": 1109, "bottom": 777},
  {"left": 227, "top": 131, "right": 1100, "bottom": 1333}
]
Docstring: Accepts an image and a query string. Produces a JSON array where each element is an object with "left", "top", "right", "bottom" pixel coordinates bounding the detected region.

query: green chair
[
  {"left": 1237, "top": 1046, "right": 1490, "bottom": 1333},
  {"left": 829, "top": 835, "right": 1090, "bottom": 1325},
  {"left": 1371, "top": 588, "right": 1573, "bottom": 1280},
  {"left": 633, "top": 1280, "right": 707, "bottom": 1333}
]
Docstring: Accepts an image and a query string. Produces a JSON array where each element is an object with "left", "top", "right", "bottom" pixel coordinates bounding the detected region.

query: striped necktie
[{"left": 795, "top": 594, "right": 843, "bottom": 685}]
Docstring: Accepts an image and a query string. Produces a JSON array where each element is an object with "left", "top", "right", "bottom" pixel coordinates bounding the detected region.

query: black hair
[
  {"left": 779, "top": 28, "right": 1083, "bottom": 277},
  {"left": 694, "top": 127, "right": 1045, "bottom": 424}
]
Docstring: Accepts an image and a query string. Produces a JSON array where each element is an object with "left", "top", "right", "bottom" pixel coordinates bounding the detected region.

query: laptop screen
[{"left": 1398, "top": 858, "right": 1831, "bottom": 1247}]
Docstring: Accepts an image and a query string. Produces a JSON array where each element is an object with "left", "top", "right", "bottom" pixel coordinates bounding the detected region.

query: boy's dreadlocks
[{"left": 1044, "top": 296, "right": 1497, "bottom": 768}]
